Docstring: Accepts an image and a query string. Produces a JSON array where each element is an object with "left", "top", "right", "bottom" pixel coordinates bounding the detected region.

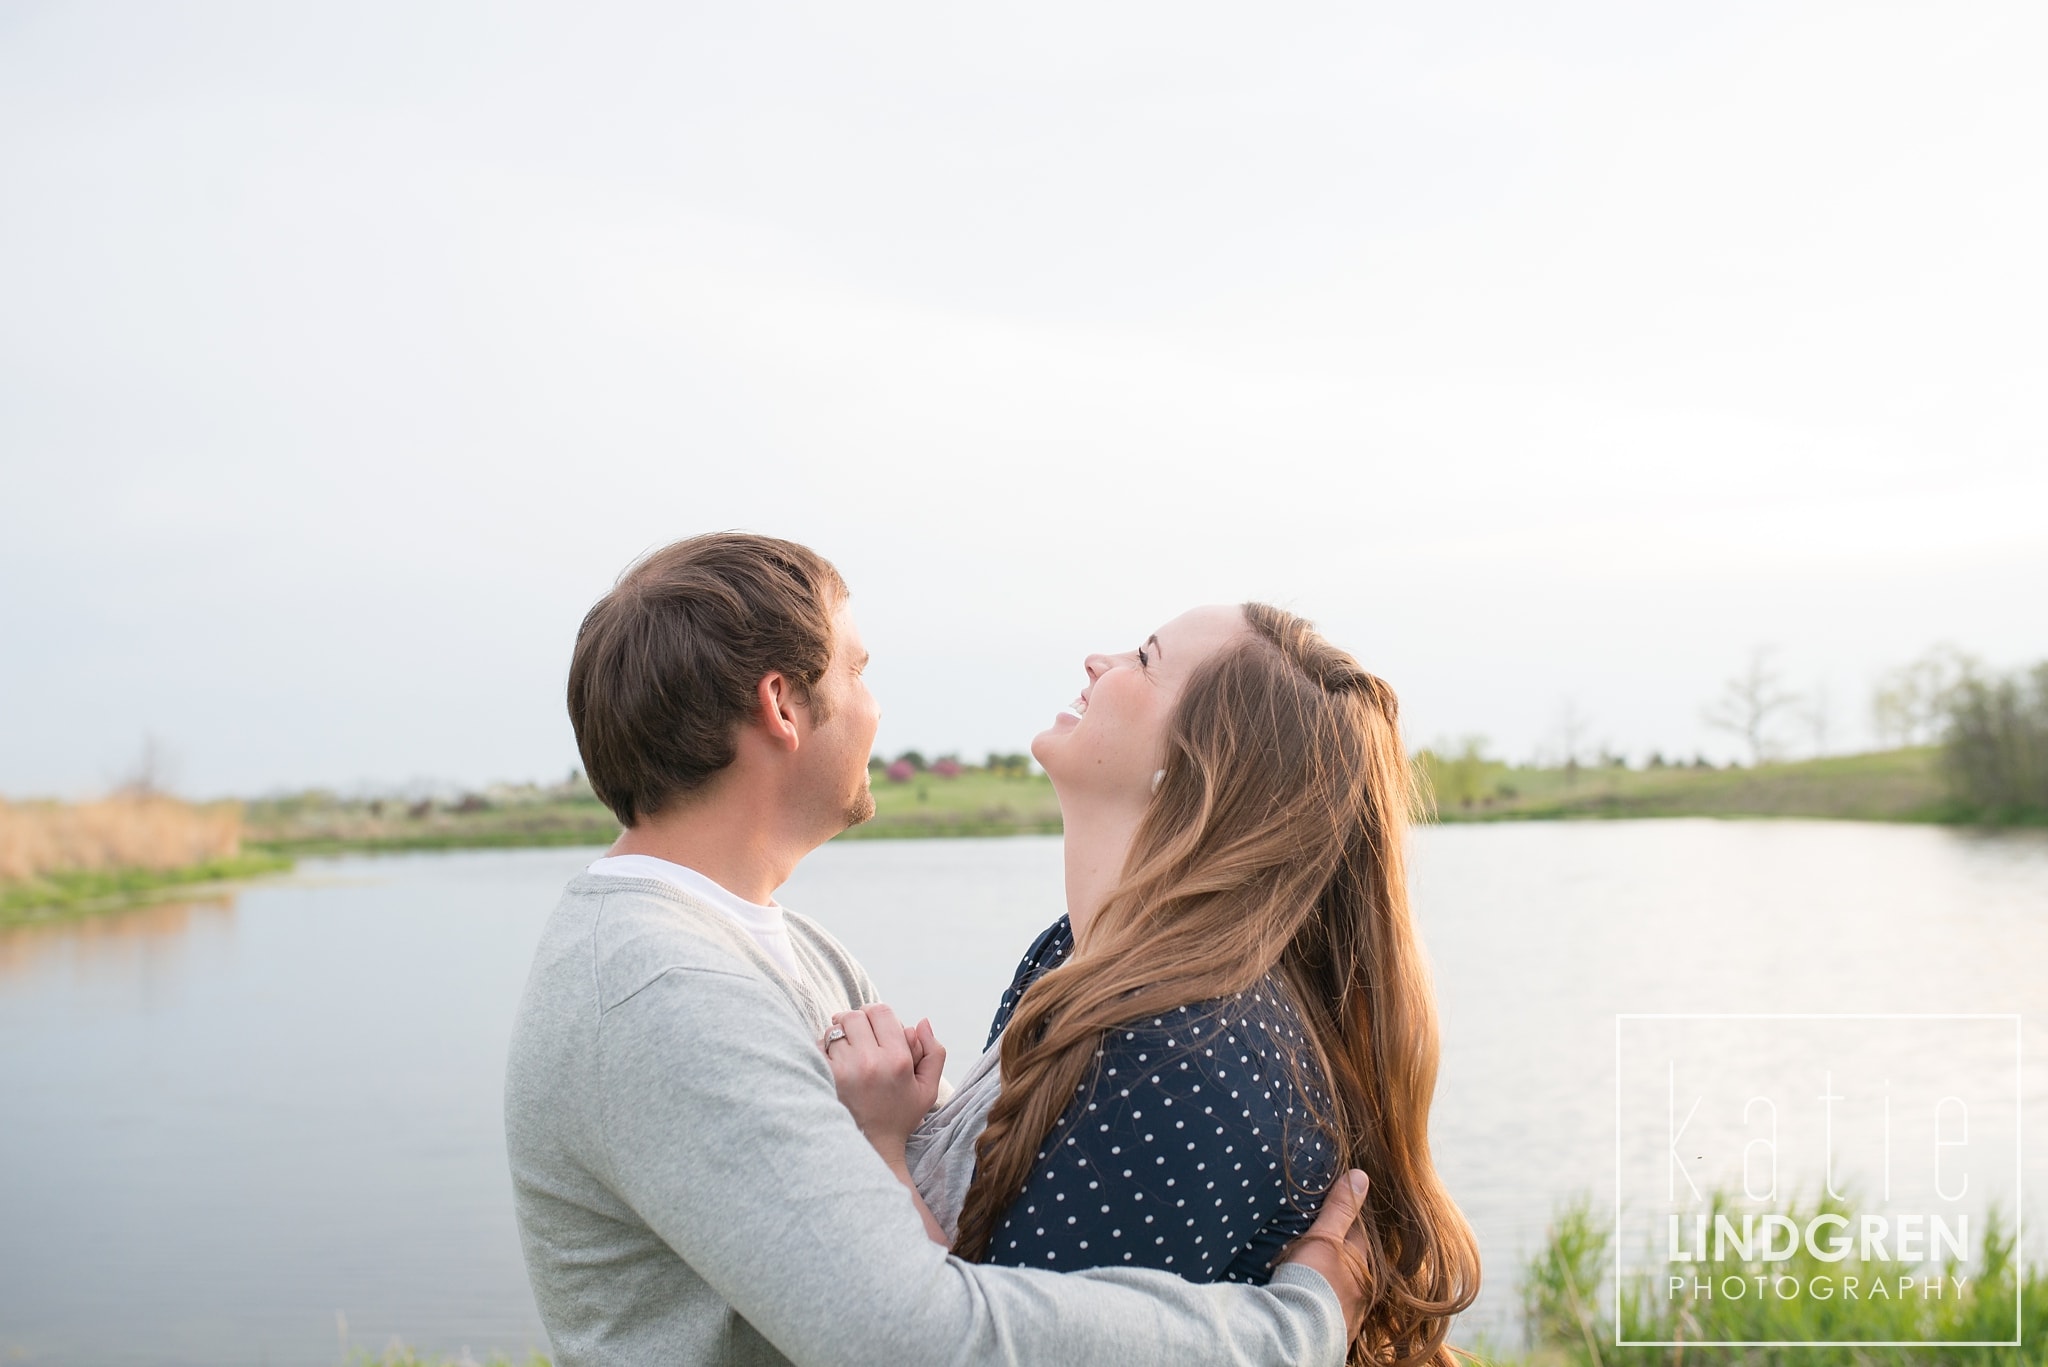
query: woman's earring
[{"left": 1151, "top": 768, "right": 1166, "bottom": 793}]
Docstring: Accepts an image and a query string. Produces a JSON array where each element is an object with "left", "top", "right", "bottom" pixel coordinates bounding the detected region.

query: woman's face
[{"left": 1032, "top": 604, "right": 1247, "bottom": 803}]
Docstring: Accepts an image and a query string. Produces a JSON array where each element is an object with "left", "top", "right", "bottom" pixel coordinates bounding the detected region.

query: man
[{"left": 505, "top": 532, "right": 1369, "bottom": 1366}]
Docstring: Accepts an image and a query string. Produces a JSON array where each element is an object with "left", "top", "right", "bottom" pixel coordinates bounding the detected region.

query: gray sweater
[{"left": 505, "top": 873, "right": 1345, "bottom": 1367}]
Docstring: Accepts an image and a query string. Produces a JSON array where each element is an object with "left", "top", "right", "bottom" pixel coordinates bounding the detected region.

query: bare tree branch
[{"left": 1702, "top": 648, "right": 1801, "bottom": 766}]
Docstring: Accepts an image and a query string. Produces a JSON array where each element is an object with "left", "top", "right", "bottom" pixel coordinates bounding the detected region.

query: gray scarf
[{"left": 904, "top": 1038, "right": 1005, "bottom": 1241}]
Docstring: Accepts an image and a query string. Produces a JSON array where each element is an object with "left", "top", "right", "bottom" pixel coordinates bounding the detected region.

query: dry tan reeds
[{"left": 0, "top": 796, "right": 244, "bottom": 883}]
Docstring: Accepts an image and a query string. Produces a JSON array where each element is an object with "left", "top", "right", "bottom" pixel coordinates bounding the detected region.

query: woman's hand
[
  {"left": 821, "top": 1003, "right": 947, "bottom": 1165},
  {"left": 1277, "top": 1169, "right": 1375, "bottom": 1342}
]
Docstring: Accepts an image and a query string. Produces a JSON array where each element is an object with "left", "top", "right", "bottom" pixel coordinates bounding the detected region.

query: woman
[{"left": 825, "top": 603, "right": 1479, "bottom": 1366}]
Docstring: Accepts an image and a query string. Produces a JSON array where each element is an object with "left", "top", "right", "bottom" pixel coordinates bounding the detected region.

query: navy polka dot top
[{"left": 980, "top": 915, "right": 1336, "bottom": 1285}]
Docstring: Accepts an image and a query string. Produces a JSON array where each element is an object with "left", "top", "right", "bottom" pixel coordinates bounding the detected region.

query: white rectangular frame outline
[{"left": 1611, "top": 1012, "right": 2023, "bottom": 1348}]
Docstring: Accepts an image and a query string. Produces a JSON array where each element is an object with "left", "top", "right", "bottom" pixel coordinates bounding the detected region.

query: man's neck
[
  {"left": 1057, "top": 791, "right": 1145, "bottom": 944},
  {"left": 607, "top": 782, "right": 811, "bottom": 906}
]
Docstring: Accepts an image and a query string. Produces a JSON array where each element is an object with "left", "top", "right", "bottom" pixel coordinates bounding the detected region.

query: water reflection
[{"left": 0, "top": 895, "right": 238, "bottom": 985}]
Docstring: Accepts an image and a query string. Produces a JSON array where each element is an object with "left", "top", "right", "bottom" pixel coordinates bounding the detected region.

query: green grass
[
  {"left": 1500, "top": 1192, "right": 2044, "bottom": 1366},
  {"left": 0, "top": 851, "right": 295, "bottom": 926},
  {"left": 1423, "top": 748, "right": 1961, "bottom": 825},
  {"left": 244, "top": 791, "right": 624, "bottom": 854},
  {"left": 254, "top": 823, "right": 624, "bottom": 855},
  {"left": 846, "top": 769, "right": 1063, "bottom": 839},
  {"left": 243, "top": 771, "right": 1065, "bottom": 855},
  {"left": 234, "top": 748, "right": 2035, "bottom": 861}
]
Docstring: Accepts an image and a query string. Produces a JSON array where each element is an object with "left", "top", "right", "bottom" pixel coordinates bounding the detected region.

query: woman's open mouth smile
[{"left": 1053, "top": 690, "right": 1088, "bottom": 727}]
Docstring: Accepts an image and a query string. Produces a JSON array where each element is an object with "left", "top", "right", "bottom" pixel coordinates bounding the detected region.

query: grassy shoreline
[
  {"left": 1514, "top": 1193, "right": 2045, "bottom": 1365},
  {"left": 245, "top": 747, "right": 2041, "bottom": 862},
  {"left": 241, "top": 769, "right": 1067, "bottom": 856},
  {"left": 0, "top": 851, "right": 295, "bottom": 927},
  {"left": 6, "top": 749, "right": 2035, "bottom": 921},
  {"left": 1418, "top": 746, "right": 2026, "bottom": 826}
]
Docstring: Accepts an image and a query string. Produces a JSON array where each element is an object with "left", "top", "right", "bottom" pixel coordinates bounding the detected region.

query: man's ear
[{"left": 753, "top": 673, "right": 801, "bottom": 752}]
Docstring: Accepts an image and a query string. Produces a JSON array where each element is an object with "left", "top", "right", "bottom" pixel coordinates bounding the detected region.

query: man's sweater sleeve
[{"left": 594, "top": 966, "right": 1345, "bottom": 1367}]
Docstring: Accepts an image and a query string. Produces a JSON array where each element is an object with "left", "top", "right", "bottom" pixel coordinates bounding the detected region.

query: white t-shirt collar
[{"left": 584, "top": 853, "right": 798, "bottom": 974}]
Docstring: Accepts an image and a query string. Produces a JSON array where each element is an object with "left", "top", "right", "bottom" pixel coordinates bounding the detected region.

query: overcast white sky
[{"left": 2, "top": 2, "right": 2043, "bottom": 798}]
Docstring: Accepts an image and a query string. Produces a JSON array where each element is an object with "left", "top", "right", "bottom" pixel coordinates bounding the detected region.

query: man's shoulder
[
  {"left": 779, "top": 905, "right": 855, "bottom": 960},
  {"left": 781, "top": 907, "right": 879, "bottom": 1005},
  {"left": 546, "top": 873, "right": 769, "bottom": 1013}
]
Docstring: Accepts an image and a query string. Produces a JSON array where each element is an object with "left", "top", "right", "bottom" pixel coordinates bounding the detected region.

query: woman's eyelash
[{"left": 1136, "top": 648, "right": 1149, "bottom": 667}]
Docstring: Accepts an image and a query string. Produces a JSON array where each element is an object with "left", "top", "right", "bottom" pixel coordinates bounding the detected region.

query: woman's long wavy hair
[{"left": 952, "top": 603, "right": 1480, "bottom": 1366}]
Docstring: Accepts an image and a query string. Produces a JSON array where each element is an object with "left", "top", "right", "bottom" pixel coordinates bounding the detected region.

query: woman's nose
[{"left": 1084, "top": 653, "right": 1110, "bottom": 681}]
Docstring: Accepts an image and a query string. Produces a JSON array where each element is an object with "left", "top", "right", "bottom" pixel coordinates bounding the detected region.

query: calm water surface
[{"left": 0, "top": 823, "right": 2042, "bottom": 1363}]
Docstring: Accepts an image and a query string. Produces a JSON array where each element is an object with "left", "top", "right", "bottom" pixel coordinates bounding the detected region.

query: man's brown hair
[{"left": 568, "top": 533, "right": 847, "bottom": 826}]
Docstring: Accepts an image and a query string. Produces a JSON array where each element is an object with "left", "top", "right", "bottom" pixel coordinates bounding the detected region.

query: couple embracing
[{"left": 505, "top": 533, "right": 1478, "bottom": 1366}]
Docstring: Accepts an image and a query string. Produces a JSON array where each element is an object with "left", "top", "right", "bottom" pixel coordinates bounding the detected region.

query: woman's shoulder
[
  {"left": 1017, "top": 914, "right": 1075, "bottom": 974},
  {"left": 1086, "top": 975, "right": 1327, "bottom": 1118},
  {"left": 985, "top": 914, "right": 1075, "bottom": 1048},
  {"left": 1104, "top": 975, "right": 1314, "bottom": 1059}
]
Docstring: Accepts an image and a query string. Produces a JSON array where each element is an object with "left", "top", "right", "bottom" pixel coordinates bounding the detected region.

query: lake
[{"left": 1, "top": 821, "right": 2042, "bottom": 1364}]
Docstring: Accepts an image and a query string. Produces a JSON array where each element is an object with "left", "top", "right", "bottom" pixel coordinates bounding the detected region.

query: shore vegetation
[
  {"left": 1414, "top": 746, "right": 1952, "bottom": 824},
  {"left": 242, "top": 763, "right": 1062, "bottom": 854},
  {"left": 0, "top": 794, "right": 289, "bottom": 925},
  {"left": 1940, "top": 662, "right": 2048, "bottom": 824},
  {"left": 1510, "top": 1193, "right": 2043, "bottom": 1365}
]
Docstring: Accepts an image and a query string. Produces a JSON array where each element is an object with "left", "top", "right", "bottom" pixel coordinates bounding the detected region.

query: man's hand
[
  {"left": 1277, "top": 1169, "right": 1374, "bottom": 1342},
  {"left": 822, "top": 1004, "right": 946, "bottom": 1164}
]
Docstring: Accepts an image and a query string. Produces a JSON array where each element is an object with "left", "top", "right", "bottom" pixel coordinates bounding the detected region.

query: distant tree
[
  {"left": 932, "top": 756, "right": 963, "bottom": 778},
  {"left": 1703, "top": 647, "right": 1801, "bottom": 766},
  {"left": 1552, "top": 701, "right": 1590, "bottom": 785},
  {"left": 117, "top": 733, "right": 176, "bottom": 799},
  {"left": 1873, "top": 644, "right": 1978, "bottom": 747},
  {"left": 1422, "top": 735, "right": 1497, "bottom": 811},
  {"left": 1799, "top": 681, "right": 1832, "bottom": 757},
  {"left": 894, "top": 750, "right": 928, "bottom": 772},
  {"left": 1938, "top": 661, "right": 2048, "bottom": 817},
  {"left": 885, "top": 759, "right": 915, "bottom": 783}
]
